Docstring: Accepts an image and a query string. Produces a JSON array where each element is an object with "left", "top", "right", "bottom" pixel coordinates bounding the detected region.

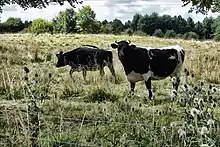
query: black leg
[
  {"left": 172, "top": 77, "right": 180, "bottom": 91},
  {"left": 82, "top": 70, "right": 87, "bottom": 82},
  {"left": 69, "top": 68, "right": 74, "bottom": 79},
  {"left": 99, "top": 68, "right": 105, "bottom": 77},
  {"left": 108, "top": 64, "right": 116, "bottom": 82},
  {"left": 145, "top": 78, "right": 153, "bottom": 99},
  {"left": 130, "top": 82, "right": 135, "bottom": 95}
]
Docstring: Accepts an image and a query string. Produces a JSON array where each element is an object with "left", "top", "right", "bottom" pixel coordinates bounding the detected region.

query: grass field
[{"left": 0, "top": 33, "right": 220, "bottom": 147}]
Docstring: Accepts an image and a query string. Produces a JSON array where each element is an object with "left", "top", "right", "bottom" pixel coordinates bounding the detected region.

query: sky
[{"left": 1, "top": 0, "right": 219, "bottom": 23}]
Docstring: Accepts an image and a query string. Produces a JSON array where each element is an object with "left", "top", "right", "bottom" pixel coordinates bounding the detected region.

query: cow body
[
  {"left": 110, "top": 40, "right": 185, "bottom": 99},
  {"left": 56, "top": 45, "right": 116, "bottom": 81}
]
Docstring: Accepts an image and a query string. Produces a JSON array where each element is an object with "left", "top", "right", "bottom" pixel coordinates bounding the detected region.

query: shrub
[
  {"left": 214, "top": 26, "right": 220, "bottom": 41},
  {"left": 152, "top": 29, "right": 164, "bottom": 38},
  {"left": 165, "top": 30, "right": 177, "bottom": 38},
  {"left": 183, "top": 31, "right": 199, "bottom": 40},
  {"left": 29, "top": 18, "right": 53, "bottom": 34},
  {"left": 133, "top": 30, "right": 146, "bottom": 36}
]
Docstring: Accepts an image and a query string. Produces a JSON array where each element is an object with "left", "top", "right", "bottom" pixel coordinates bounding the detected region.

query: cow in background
[
  {"left": 110, "top": 40, "right": 185, "bottom": 99},
  {"left": 56, "top": 45, "right": 116, "bottom": 82}
]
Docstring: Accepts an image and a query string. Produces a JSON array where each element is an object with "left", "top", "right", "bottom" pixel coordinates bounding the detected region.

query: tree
[
  {"left": 181, "top": 0, "right": 220, "bottom": 14},
  {"left": 110, "top": 19, "right": 125, "bottom": 34},
  {"left": 213, "top": 16, "right": 220, "bottom": 41},
  {"left": 131, "top": 13, "right": 142, "bottom": 32},
  {"left": 29, "top": 18, "right": 53, "bottom": 34},
  {"left": 203, "top": 17, "right": 214, "bottom": 39},
  {"left": 3, "top": 17, "right": 24, "bottom": 33},
  {"left": 0, "top": 0, "right": 82, "bottom": 12},
  {"left": 186, "top": 17, "right": 195, "bottom": 32},
  {"left": 76, "top": 5, "right": 100, "bottom": 33},
  {"left": 53, "top": 8, "right": 77, "bottom": 33},
  {"left": 194, "top": 21, "right": 204, "bottom": 39}
]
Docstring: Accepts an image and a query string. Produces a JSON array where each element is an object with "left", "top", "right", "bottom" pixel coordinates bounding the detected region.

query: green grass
[{"left": 0, "top": 33, "right": 220, "bottom": 147}]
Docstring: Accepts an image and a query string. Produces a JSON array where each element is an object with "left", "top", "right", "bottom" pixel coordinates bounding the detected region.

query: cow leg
[
  {"left": 172, "top": 76, "right": 180, "bottom": 91},
  {"left": 145, "top": 79, "right": 153, "bottom": 99},
  {"left": 143, "top": 71, "right": 153, "bottom": 99},
  {"left": 107, "top": 64, "right": 116, "bottom": 82},
  {"left": 130, "top": 82, "right": 135, "bottom": 96},
  {"left": 99, "top": 68, "right": 105, "bottom": 77},
  {"left": 69, "top": 68, "right": 74, "bottom": 79},
  {"left": 82, "top": 70, "right": 87, "bottom": 82}
]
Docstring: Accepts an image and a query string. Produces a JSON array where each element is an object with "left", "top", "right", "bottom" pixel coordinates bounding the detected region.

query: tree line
[{"left": 0, "top": 5, "right": 220, "bottom": 41}]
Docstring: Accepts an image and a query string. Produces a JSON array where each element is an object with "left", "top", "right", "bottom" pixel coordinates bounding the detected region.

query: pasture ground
[{"left": 0, "top": 33, "right": 220, "bottom": 146}]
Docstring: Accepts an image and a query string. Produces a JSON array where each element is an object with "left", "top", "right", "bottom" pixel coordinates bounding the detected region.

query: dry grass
[{"left": 0, "top": 33, "right": 220, "bottom": 146}]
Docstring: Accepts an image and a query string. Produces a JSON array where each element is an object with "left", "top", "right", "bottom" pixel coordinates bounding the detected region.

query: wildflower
[
  {"left": 190, "top": 108, "right": 200, "bottom": 118},
  {"left": 193, "top": 98, "right": 199, "bottom": 104},
  {"left": 183, "top": 84, "right": 188, "bottom": 90},
  {"left": 161, "top": 126, "right": 166, "bottom": 134},
  {"left": 24, "top": 67, "right": 30, "bottom": 73},
  {"left": 49, "top": 73, "right": 52, "bottom": 78},
  {"left": 178, "top": 128, "right": 186, "bottom": 138},
  {"left": 200, "top": 81, "right": 204, "bottom": 87},
  {"left": 198, "top": 98, "right": 204, "bottom": 106},
  {"left": 200, "top": 126, "right": 209, "bottom": 135},
  {"left": 200, "top": 144, "right": 209, "bottom": 147},
  {"left": 170, "top": 122, "right": 177, "bottom": 128},
  {"left": 139, "top": 103, "right": 142, "bottom": 108},
  {"left": 207, "top": 119, "right": 215, "bottom": 126},
  {"left": 171, "top": 77, "right": 177, "bottom": 83},
  {"left": 194, "top": 86, "right": 198, "bottom": 91},
  {"left": 211, "top": 87, "right": 217, "bottom": 93}
]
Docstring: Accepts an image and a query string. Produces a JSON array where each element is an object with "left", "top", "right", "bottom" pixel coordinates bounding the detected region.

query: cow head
[
  {"left": 110, "top": 40, "right": 136, "bottom": 58},
  {"left": 55, "top": 51, "right": 68, "bottom": 67}
]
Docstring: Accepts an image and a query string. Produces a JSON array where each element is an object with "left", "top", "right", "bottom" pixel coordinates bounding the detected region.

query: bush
[
  {"left": 183, "top": 31, "right": 199, "bottom": 40},
  {"left": 165, "top": 30, "right": 177, "bottom": 38},
  {"left": 133, "top": 30, "right": 147, "bottom": 36},
  {"left": 29, "top": 18, "right": 53, "bottom": 34},
  {"left": 152, "top": 29, "right": 164, "bottom": 38}
]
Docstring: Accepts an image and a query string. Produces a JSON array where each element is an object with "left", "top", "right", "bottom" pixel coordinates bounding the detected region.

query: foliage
[
  {"left": 183, "top": 31, "right": 199, "bottom": 40},
  {"left": 52, "top": 8, "right": 77, "bottom": 33},
  {"left": 29, "top": 18, "right": 53, "bottom": 34},
  {"left": 152, "top": 29, "right": 164, "bottom": 38},
  {"left": 0, "top": 0, "right": 82, "bottom": 12},
  {"left": 214, "top": 26, "right": 220, "bottom": 41},
  {"left": 165, "top": 30, "right": 177, "bottom": 38},
  {"left": 76, "top": 5, "right": 100, "bottom": 34},
  {"left": 1, "top": 17, "right": 24, "bottom": 33},
  {"left": 181, "top": 0, "right": 220, "bottom": 14}
]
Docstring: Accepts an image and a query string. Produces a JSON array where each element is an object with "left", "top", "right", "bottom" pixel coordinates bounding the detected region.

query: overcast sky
[{"left": 1, "top": 0, "right": 219, "bottom": 23}]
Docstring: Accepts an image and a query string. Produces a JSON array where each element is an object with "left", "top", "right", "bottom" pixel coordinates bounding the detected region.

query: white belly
[{"left": 127, "top": 71, "right": 143, "bottom": 82}]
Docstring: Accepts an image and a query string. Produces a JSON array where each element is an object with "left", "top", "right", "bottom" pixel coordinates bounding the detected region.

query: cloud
[{"left": 0, "top": 0, "right": 219, "bottom": 23}]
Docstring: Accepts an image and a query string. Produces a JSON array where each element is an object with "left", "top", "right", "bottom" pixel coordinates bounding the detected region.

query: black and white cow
[
  {"left": 56, "top": 45, "right": 116, "bottom": 81},
  {"left": 110, "top": 40, "right": 185, "bottom": 99}
]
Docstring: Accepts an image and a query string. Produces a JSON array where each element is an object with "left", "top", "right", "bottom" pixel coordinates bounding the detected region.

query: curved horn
[
  {"left": 128, "top": 40, "right": 131, "bottom": 44},
  {"left": 115, "top": 40, "right": 118, "bottom": 44}
]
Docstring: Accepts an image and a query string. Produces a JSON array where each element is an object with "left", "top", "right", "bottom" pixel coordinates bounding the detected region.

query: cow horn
[
  {"left": 115, "top": 40, "right": 118, "bottom": 44},
  {"left": 128, "top": 40, "right": 131, "bottom": 44}
]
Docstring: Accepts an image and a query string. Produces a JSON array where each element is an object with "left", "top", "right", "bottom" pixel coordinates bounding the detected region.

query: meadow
[{"left": 0, "top": 33, "right": 220, "bottom": 147}]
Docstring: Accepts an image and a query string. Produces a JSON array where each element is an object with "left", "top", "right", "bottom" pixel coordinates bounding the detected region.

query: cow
[
  {"left": 110, "top": 40, "right": 185, "bottom": 99},
  {"left": 55, "top": 45, "right": 116, "bottom": 82}
]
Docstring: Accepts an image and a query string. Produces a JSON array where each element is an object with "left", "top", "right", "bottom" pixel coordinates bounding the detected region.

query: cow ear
[
  {"left": 59, "top": 51, "right": 63, "bottom": 55},
  {"left": 130, "top": 44, "right": 136, "bottom": 48},
  {"left": 56, "top": 53, "right": 59, "bottom": 57},
  {"left": 111, "top": 43, "right": 118, "bottom": 49}
]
